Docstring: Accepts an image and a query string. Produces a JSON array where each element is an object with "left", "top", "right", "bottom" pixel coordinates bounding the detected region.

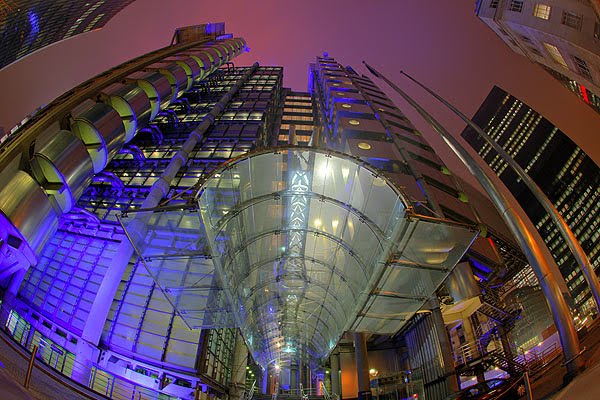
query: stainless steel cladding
[
  {"left": 70, "top": 100, "right": 126, "bottom": 173},
  {"left": 444, "top": 261, "right": 481, "bottom": 302},
  {"left": 32, "top": 127, "right": 95, "bottom": 213},
  {"left": 145, "top": 62, "right": 188, "bottom": 101},
  {"left": 127, "top": 71, "right": 173, "bottom": 119},
  {"left": 0, "top": 171, "right": 58, "bottom": 262},
  {"left": 165, "top": 56, "right": 203, "bottom": 91},
  {"left": 183, "top": 51, "right": 213, "bottom": 79},
  {"left": 101, "top": 83, "right": 152, "bottom": 142}
]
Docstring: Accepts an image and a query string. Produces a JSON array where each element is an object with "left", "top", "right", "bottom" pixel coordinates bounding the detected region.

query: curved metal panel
[
  {"left": 101, "top": 83, "right": 152, "bottom": 142},
  {"left": 33, "top": 129, "right": 94, "bottom": 213},
  {"left": 146, "top": 62, "right": 188, "bottom": 100},
  {"left": 185, "top": 51, "right": 213, "bottom": 77},
  {"left": 70, "top": 101, "right": 126, "bottom": 173},
  {"left": 214, "top": 43, "right": 229, "bottom": 59},
  {"left": 223, "top": 41, "right": 237, "bottom": 55},
  {"left": 445, "top": 261, "right": 480, "bottom": 302},
  {"left": 127, "top": 71, "right": 172, "bottom": 120},
  {"left": 202, "top": 48, "right": 222, "bottom": 70},
  {"left": 165, "top": 56, "right": 202, "bottom": 91},
  {"left": 0, "top": 171, "right": 58, "bottom": 259}
]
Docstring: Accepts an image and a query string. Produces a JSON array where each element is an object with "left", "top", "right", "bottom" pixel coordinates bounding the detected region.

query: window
[
  {"left": 533, "top": 4, "right": 551, "bottom": 20},
  {"left": 562, "top": 11, "right": 583, "bottom": 30},
  {"left": 490, "top": 0, "right": 499, "bottom": 8},
  {"left": 572, "top": 56, "right": 593, "bottom": 81},
  {"left": 509, "top": 0, "right": 523, "bottom": 12},
  {"left": 543, "top": 43, "right": 568, "bottom": 67}
]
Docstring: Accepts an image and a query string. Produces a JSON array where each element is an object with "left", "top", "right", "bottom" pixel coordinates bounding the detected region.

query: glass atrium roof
[{"left": 120, "top": 147, "right": 478, "bottom": 368}]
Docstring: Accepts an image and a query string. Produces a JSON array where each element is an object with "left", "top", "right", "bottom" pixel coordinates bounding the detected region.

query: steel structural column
[
  {"left": 363, "top": 62, "right": 584, "bottom": 380},
  {"left": 81, "top": 63, "right": 260, "bottom": 344},
  {"left": 430, "top": 299, "right": 459, "bottom": 393},
  {"left": 354, "top": 332, "right": 372, "bottom": 400},
  {"left": 230, "top": 332, "right": 249, "bottom": 399},
  {"left": 401, "top": 71, "right": 600, "bottom": 316},
  {"left": 330, "top": 350, "right": 340, "bottom": 396}
]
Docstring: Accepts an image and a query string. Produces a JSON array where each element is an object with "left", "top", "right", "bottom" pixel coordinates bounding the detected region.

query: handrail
[
  {"left": 321, "top": 381, "right": 331, "bottom": 400},
  {"left": 1, "top": 303, "right": 181, "bottom": 400},
  {"left": 244, "top": 380, "right": 256, "bottom": 400}
]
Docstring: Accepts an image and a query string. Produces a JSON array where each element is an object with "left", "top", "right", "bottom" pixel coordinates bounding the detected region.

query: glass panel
[{"left": 119, "top": 147, "right": 478, "bottom": 369}]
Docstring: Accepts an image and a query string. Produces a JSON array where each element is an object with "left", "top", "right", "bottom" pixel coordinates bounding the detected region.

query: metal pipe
[
  {"left": 363, "top": 61, "right": 584, "bottom": 378},
  {"left": 24, "top": 345, "right": 38, "bottom": 388},
  {"left": 81, "top": 63, "right": 260, "bottom": 344},
  {"left": 400, "top": 70, "right": 600, "bottom": 315},
  {"left": 353, "top": 332, "right": 371, "bottom": 399}
]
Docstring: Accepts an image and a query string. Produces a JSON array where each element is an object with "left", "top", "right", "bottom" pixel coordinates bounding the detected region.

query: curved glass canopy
[
  {"left": 119, "top": 146, "right": 478, "bottom": 369},
  {"left": 196, "top": 147, "right": 477, "bottom": 367}
]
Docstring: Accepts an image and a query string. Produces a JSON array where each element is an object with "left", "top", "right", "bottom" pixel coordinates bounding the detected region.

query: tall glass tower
[{"left": 462, "top": 85, "right": 600, "bottom": 317}]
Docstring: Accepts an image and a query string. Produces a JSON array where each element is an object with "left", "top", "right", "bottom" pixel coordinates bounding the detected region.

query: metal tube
[
  {"left": 330, "top": 351, "right": 340, "bottom": 395},
  {"left": 354, "top": 332, "right": 371, "bottom": 399},
  {"left": 82, "top": 63, "right": 260, "bottom": 344},
  {"left": 363, "top": 62, "right": 584, "bottom": 378},
  {"left": 400, "top": 70, "right": 600, "bottom": 315},
  {"left": 24, "top": 345, "right": 38, "bottom": 388}
]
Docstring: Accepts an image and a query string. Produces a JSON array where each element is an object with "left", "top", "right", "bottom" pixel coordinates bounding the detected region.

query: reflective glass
[{"left": 120, "top": 147, "right": 478, "bottom": 368}]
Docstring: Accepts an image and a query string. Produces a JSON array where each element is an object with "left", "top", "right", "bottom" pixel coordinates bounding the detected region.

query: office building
[
  {"left": 462, "top": 85, "right": 600, "bottom": 316},
  {"left": 0, "top": 0, "right": 138, "bottom": 70},
  {"left": 475, "top": 0, "right": 600, "bottom": 114},
  {"left": 0, "top": 26, "right": 576, "bottom": 400}
]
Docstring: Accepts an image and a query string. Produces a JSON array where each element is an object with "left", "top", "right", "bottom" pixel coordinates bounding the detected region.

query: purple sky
[{"left": 1, "top": 0, "right": 599, "bottom": 180}]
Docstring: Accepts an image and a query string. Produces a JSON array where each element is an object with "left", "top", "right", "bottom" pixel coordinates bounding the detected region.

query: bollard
[
  {"left": 24, "top": 345, "right": 38, "bottom": 388},
  {"left": 524, "top": 372, "right": 533, "bottom": 400}
]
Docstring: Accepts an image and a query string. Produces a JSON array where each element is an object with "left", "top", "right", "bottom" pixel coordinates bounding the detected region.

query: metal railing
[
  {"left": 1, "top": 305, "right": 182, "bottom": 400},
  {"left": 452, "top": 331, "right": 562, "bottom": 376},
  {"left": 244, "top": 380, "right": 256, "bottom": 400},
  {"left": 321, "top": 381, "right": 338, "bottom": 400},
  {"left": 514, "top": 342, "right": 562, "bottom": 374}
]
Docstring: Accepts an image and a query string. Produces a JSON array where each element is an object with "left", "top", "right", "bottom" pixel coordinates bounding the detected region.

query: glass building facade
[
  {"left": 0, "top": 29, "right": 566, "bottom": 400},
  {"left": 0, "top": 0, "right": 138, "bottom": 69},
  {"left": 462, "top": 85, "right": 600, "bottom": 316}
]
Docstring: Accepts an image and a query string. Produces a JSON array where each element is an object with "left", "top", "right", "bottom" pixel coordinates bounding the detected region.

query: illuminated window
[
  {"left": 543, "top": 43, "right": 568, "bottom": 67},
  {"left": 562, "top": 11, "right": 583, "bottom": 30},
  {"left": 533, "top": 4, "right": 551, "bottom": 20},
  {"left": 508, "top": 0, "right": 523, "bottom": 12},
  {"left": 572, "top": 56, "right": 593, "bottom": 81}
]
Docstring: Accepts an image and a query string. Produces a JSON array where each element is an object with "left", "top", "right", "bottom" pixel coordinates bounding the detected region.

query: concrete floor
[
  {"left": 0, "top": 360, "right": 35, "bottom": 400},
  {"left": 1, "top": 320, "right": 600, "bottom": 399}
]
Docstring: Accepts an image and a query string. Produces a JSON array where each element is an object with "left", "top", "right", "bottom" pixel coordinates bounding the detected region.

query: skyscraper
[
  {"left": 475, "top": 0, "right": 600, "bottom": 114},
  {"left": 0, "top": 26, "right": 579, "bottom": 400},
  {"left": 0, "top": 0, "right": 138, "bottom": 69},
  {"left": 462, "top": 85, "right": 600, "bottom": 316}
]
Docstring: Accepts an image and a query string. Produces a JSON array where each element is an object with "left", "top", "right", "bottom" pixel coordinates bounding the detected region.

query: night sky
[{"left": 1, "top": 0, "right": 598, "bottom": 181}]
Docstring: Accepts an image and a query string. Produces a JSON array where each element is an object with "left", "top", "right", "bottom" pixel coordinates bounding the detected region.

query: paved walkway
[
  {"left": 0, "top": 360, "right": 35, "bottom": 400},
  {"left": 551, "top": 360, "right": 600, "bottom": 399}
]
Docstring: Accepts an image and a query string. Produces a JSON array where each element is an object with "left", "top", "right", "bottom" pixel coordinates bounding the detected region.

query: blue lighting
[
  {"left": 470, "top": 258, "right": 492, "bottom": 274},
  {"left": 27, "top": 11, "right": 40, "bottom": 44}
]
